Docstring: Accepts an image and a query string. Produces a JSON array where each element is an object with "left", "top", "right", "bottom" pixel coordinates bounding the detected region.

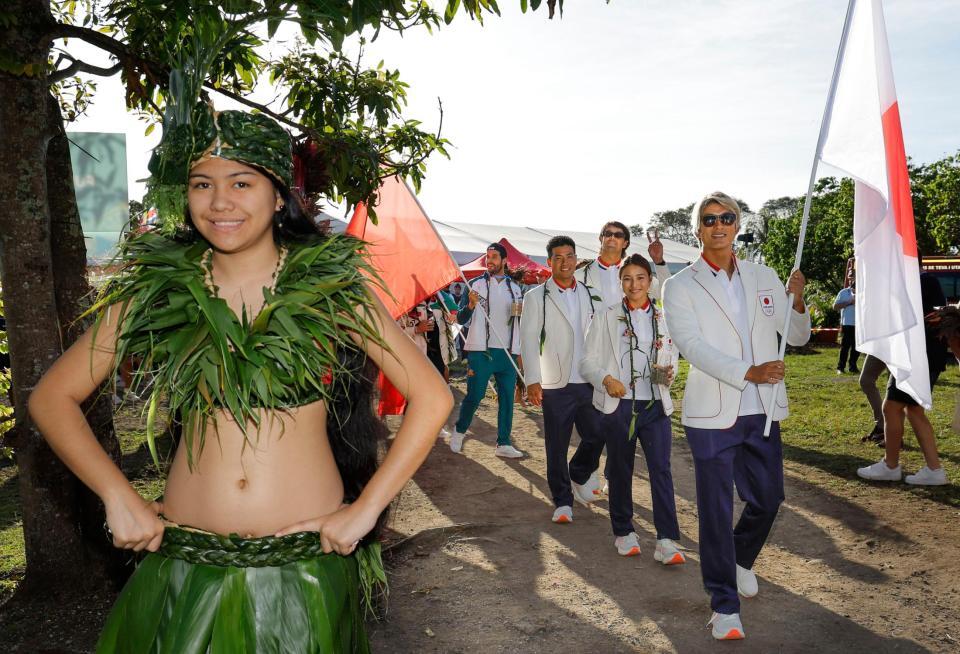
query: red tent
[{"left": 461, "top": 238, "right": 551, "bottom": 285}]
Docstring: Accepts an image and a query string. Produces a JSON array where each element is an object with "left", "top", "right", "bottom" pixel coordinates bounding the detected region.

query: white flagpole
[
  {"left": 764, "top": 0, "right": 857, "bottom": 437},
  {"left": 400, "top": 179, "right": 525, "bottom": 380}
]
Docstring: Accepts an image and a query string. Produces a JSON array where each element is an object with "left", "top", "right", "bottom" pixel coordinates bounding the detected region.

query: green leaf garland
[{"left": 88, "top": 231, "right": 386, "bottom": 469}]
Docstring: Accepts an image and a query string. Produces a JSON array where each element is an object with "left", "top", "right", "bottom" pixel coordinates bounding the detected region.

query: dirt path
[{"left": 367, "top": 384, "right": 960, "bottom": 653}]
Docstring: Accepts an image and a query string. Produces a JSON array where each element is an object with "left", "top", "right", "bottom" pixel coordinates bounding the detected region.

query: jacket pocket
[
  {"left": 543, "top": 352, "right": 563, "bottom": 386},
  {"left": 683, "top": 370, "right": 722, "bottom": 418}
]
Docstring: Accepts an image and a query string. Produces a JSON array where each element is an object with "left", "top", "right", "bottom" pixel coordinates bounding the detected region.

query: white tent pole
[{"left": 763, "top": 0, "right": 857, "bottom": 437}]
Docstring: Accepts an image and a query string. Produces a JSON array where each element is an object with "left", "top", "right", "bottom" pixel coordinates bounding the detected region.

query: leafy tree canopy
[{"left": 3, "top": 0, "right": 575, "bottom": 218}]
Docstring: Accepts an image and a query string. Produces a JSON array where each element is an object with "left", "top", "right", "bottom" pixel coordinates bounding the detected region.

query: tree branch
[
  {"left": 49, "top": 57, "right": 122, "bottom": 84},
  {"left": 203, "top": 83, "right": 316, "bottom": 139}
]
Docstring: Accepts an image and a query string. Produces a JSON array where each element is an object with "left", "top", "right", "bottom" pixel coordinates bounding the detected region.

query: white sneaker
[
  {"left": 438, "top": 427, "right": 451, "bottom": 440},
  {"left": 857, "top": 459, "right": 902, "bottom": 481},
  {"left": 614, "top": 532, "right": 641, "bottom": 557},
  {"left": 551, "top": 506, "right": 573, "bottom": 524},
  {"left": 707, "top": 612, "right": 745, "bottom": 640},
  {"left": 571, "top": 478, "right": 599, "bottom": 505},
  {"left": 905, "top": 466, "right": 947, "bottom": 486},
  {"left": 736, "top": 564, "right": 758, "bottom": 598},
  {"left": 449, "top": 430, "right": 466, "bottom": 453},
  {"left": 585, "top": 471, "right": 602, "bottom": 496},
  {"left": 494, "top": 444, "right": 524, "bottom": 458},
  {"left": 654, "top": 538, "right": 686, "bottom": 565}
]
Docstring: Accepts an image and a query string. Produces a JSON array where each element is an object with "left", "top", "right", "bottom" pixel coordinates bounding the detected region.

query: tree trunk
[
  {"left": 45, "top": 92, "right": 128, "bottom": 586},
  {"left": 0, "top": 0, "right": 124, "bottom": 594}
]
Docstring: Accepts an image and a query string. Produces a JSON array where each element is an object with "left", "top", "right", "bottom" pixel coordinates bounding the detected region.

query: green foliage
[
  {"left": 762, "top": 177, "right": 855, "bottom": 291},
  {"left": 911, "top": 152, "right": 960, "bottom": 254},
  {"left": 803, "top": 279, "right": 841, "bottom": 328},
  {"left": 633, "top": 196, "right": 753, "bottom": 249},
  {"left": 634, "top": 203, "right": 696, "bottom": 247}
]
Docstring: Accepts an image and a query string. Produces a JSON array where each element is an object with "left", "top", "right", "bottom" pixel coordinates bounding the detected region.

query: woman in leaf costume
[
  {"left": 579, "top": 254, "right": 682, "bottom": 562},
  {"left": 28, "top": 102, "right": 453, "bottom": 653}
]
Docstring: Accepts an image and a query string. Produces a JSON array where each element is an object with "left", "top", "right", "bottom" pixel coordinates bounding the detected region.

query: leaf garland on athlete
[{"left": 619, "top": 298, "right": 660, "bottom": 439}]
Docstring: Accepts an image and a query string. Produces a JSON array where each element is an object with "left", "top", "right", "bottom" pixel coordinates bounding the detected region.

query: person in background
[
  {"left": 576, "top": 221, "right": 672, "bottom": 309},
  {"left": 857, "top": 255, "right": 950, "bottom": 486},
  {"left": 833, "top": 259, "right": 860, "bottom": 375},
  {"left": 450, "top": 243, "right": 525, "bottom": 458},
  {"left": 662, "top": 191, "right": 809, "bottom": 641}
]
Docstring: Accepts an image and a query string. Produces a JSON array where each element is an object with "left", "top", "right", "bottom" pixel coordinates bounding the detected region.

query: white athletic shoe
[
  {"left": 615, "top": 532, "right": 641, "bottom": 557},
  {"left": 654, "top": 538, "right": 686, "bottom": 565},
  {"left": 736, "top": 565, "right": 758, "bottom": 598},
  {"left": 904, "top": 466, "right": 947, "bottom": 486},
  {"left": 571, "top": 479, "right": 600, "bottom": 505},
  {"left": 449, "top": 430, "right": 466, "bottom": 453},
  {"left": 494, "top": 444, "right": 524, "bottom": 458},
  {"left": 857, "top": 459, "right": 902, "bottom": 481},
  {"left": 438, "top": 427, "right": 451, "bottom": 440},
  {"left": 551, "top": 506, "right": 573, "bottom": 524},
  {"left": 585, "top": 471, "right": 602, "bottom": 496},
  {"left": 707, "top": 612, "right": 745, "bottom": 640}
]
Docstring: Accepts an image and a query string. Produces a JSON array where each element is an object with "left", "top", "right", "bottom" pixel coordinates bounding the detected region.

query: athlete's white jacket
[
  {"left": 580, "top": 301, "right": 679, "bottom": 415},
  {"left": 519, "top": 278, "right": 599, "bottom": 390},
  {"left": 662, "top": 257, "right": 811, "bottom": 429}
]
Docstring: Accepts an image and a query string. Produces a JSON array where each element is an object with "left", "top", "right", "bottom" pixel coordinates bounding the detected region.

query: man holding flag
[{"left": 662, "top": 192, "right": 809, "bottom": 641}]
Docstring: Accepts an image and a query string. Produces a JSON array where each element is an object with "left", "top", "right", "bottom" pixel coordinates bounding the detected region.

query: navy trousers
[
  {"left": 685, "top": 415, "right": 784, "bottom": 614},
  {"left": 542, "top": 383, "right": 606, "bottom": 508},
  {"left": 603, "top": 399, "right": 679, "bottom": 539}
]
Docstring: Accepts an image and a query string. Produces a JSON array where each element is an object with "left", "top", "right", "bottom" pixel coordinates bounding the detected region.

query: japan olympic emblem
[{"left": 759, "top": 293, "right": 775, "bottom": 316}]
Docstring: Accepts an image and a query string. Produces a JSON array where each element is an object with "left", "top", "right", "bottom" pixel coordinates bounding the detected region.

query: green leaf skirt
[{"left": 95, "top": 527, "right": 375, "bottom": 653}]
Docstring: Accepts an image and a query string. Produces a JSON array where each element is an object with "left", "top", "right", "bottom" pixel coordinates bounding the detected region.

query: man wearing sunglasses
[
  {"left": 662, "top": 191, "right": 810, "bottom": 641},
  {"left": 576, "top": 221, "right": 673, "bottom": 310}
]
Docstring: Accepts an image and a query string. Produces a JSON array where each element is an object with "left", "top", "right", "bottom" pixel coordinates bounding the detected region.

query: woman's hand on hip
[
  {"left": 275, "top": 503, "right": 378, "bottom": 556},
  {"left": 103, "top": 493, "right": 165, "bottom": 552}
]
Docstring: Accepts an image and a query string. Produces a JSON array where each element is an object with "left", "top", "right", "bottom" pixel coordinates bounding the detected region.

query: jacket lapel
[
  {"left": 691, "top": 257, "right": 740, "bottom": 330},
  {"left": 606, "top": 304, "right": 622, "bottom": 358},
  {"left": 545, "top": 279, "right": 575, "bottom": 330},
  {"left": 739, "top": 261, "right": 759, "bottom": 329}
]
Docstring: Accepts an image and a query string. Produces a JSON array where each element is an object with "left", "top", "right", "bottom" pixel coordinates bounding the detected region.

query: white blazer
[
  {"left": 519, "top": 279, "right": 598, "bottom": 389},
  {"left": 661, "top": 257, "right": 811, "bottom": 429},
  {"left": 580, "top": 301, "right": 679, "bottom": 415},
  {"left": 576, "top": 259, "right": 672, "bottom": 305}
]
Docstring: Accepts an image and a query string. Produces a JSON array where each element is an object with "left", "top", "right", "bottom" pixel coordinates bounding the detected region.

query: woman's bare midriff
[{"left": 162, "top": 400, "right": 344, "bottom": 537}]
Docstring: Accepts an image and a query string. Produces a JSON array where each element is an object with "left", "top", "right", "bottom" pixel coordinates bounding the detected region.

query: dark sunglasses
[
  {"left": 701, "top": 212, "right": 737, "bottom": 227},
  {"left": 601, "top": 229, "right": 627, "bottom": 239}
]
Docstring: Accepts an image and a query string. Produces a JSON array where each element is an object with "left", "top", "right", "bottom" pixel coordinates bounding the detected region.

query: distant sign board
[
  {"left": 67, "top": 132, "right": 129, "bottom": 261},
  {"left": 922, "top": 256, "right": 960, "bottom": 303}
]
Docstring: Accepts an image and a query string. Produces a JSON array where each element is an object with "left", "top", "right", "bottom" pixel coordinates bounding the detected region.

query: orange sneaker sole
[
  {"left": 664, "top": 552, "right": 685, "bottom": 565},
  {"left": 620, "top": 547, "right": 641, "bottom": 557},
  {"left": 553, "top": 515, "right": 572, "bottom": 524},
  {"left": 718, "top": 629, "right": 744, "bottom": 640}
]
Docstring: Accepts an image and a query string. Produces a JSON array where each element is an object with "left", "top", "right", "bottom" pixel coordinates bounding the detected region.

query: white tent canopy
[{"left": 329, "top": 217, "right": 700, "bottom": 272}]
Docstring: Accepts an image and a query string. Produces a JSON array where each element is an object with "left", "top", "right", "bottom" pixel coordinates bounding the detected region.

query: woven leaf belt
[{"left": 159, "top": 526, "right": 328, "bottom": 568}]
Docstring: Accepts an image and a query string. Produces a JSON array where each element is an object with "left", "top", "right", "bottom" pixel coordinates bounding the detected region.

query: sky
[{"left": 69, "top": 0, "right": 960, "bottom": 233}]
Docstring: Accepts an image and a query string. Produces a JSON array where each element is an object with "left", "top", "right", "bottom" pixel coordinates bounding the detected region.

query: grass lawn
[
  {"left": 671, "top": 347, "right": 960, "bottom": 507},
  {"left": 1, "top": 348, "right": 958, "bottom": 600}
]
